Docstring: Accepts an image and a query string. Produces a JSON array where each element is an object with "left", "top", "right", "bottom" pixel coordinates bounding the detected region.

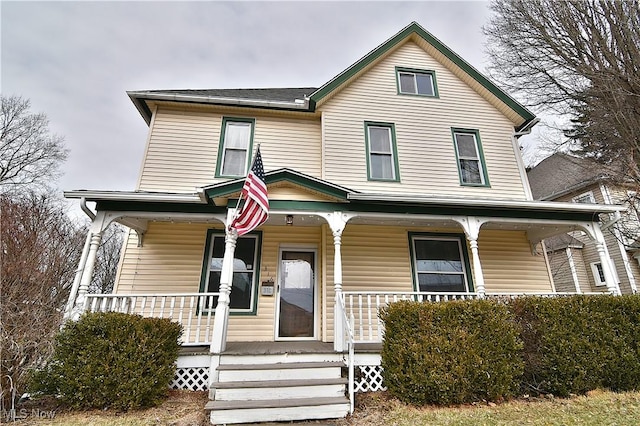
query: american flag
[{"left": 230, "top": 147, "right": 269, "bottom": 235}]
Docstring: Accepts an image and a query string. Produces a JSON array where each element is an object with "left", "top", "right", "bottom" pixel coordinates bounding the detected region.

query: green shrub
[
  {"left": 512, "top": 295, "right": 640, "bottom": 397},
  {"left": 30, "top": 311, "right": 182, "bottom": 410},
  {"left": 381, "top": 299, "right": 524, "bottom": 405}
]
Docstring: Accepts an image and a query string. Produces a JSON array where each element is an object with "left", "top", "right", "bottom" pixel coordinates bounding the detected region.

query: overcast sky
[{"left": 3, "top": 1, "right": 538, "bottom": 202}]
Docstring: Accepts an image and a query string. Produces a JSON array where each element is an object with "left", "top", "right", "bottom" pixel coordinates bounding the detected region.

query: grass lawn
[
  {"left": 340, "top": 389, "right": 640, "bottom": 426},
  {"left": 11, "top": 389, "right": 640, "bottom": 425}
]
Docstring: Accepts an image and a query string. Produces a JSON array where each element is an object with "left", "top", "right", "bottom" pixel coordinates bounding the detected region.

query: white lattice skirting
[
  {"left": 171, "top": 367, "right": 210, "bottom": 391},
  {"left": 354, "top": 365, "right": 386, "bottom": 393}
]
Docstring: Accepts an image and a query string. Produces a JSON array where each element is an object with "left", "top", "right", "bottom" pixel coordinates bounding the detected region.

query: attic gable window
[
  {"left": 396, "top": 67, "right": 438, "bottom": 97},
  {"left": 365, "top": 122, "right": 400, "bottom": 182},
  {"left": 452, "top": 128, "right": 490, "bottom": 187},
  {"left": 573, "top": 191, "right": 596, "bottom": 204},
  {"left": 216, "top": 117, "right": 255, "bottom": 178}
]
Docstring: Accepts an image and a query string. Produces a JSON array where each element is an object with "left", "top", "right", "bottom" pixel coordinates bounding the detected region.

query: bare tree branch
[{"left": 0, "top": 96, "right": 68, "bottom": 193}]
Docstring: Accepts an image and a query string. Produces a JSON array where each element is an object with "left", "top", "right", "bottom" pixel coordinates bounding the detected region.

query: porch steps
[{"left": 207, "top": 346, "right": 350, "bottom": 425}]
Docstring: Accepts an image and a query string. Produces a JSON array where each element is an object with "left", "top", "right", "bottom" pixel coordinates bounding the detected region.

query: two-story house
[
  {"left": 528, "top": 152, "right": 640, "bottom": 295},
  {"left": 63, "top": 22, "right": 622, "bottom": 424}
]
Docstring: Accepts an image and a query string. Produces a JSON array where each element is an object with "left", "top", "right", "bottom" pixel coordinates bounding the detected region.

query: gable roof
[
  {"left": 527, "top": 153, "right": 611, "bottom": 200},
  {"left": 201, "top": 168, "right": 356, "bottom": 203},
  {"left": 128, "top": 22, "right": 536, "bottom": 130}
]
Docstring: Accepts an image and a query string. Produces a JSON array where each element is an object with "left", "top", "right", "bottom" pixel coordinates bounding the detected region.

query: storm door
[{"left": 276, "top": 250, "right": 317, "bottom": 340}]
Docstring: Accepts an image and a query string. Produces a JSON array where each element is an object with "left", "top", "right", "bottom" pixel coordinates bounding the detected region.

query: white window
[
  {"left": 202, "top": 233, "right": 260, "bottom": 312},
  {"left": 573, "top": 191, "right": 596, "bottom": 204},
  {"left": 397, "top": 69, "right": 436, "bottom": 96},
  {"left": 218, "top": 119, "right": 253, "bottom": 177},
  {"left": 453, "top": 130, "right": 487, "bottom": 185},
  {"left": 411, "top": 235, "right": 470, "bottom": 292},
  {"left": 590, "top": 262, "right": 607, "bottom": 287},
  {"left": 366, "top": 123, "right": 399, "bottom": 181}
]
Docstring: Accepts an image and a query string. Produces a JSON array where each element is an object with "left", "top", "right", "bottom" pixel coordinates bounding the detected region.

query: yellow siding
[
  {"left": 137, "top": 107, "right": 322, "bottom": 192},
  {"left": 115, "top": 222, "right": 323, "bottom": 342},
  {"left": 479, "top": 230, "right": 553, "bottom": 292},
  {"left": 319, "top": 41, "right": 527, "bottom": 199}
]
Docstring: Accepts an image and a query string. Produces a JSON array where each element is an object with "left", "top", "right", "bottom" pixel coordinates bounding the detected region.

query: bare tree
[
  {"left": 484, "top": 0, "right": 640, "bottom": 182},
  {"left": 0, "top": 193, "right": 86, "bottom": 408},
  {"left": 0, "top": 95, "right": 68, "bottom": 192},
  {"left": 90, "top": 224, "right": 125, "bottom": 294}
]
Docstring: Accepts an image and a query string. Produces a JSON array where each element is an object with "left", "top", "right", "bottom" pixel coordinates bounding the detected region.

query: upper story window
[
  {"left": 200, "top": 230, "right": 262, "bottom": 314},
  {"left": 409, "top": 233, "right": 473, "bottom": 293},
  {"left": 396, "top": 67, "right": 438, "bottom": 97},
  {"left": 452, "top": 128, "right": 489, "bottom": 187},
  {"left": 216, "top": 117, "right": 255, "bottom": 178},
  {"left": 365, "top": 121, "right": 400, "bottom": 181},
  {"left": 573, "top": 191, "right": 596, "bottom": 204}
]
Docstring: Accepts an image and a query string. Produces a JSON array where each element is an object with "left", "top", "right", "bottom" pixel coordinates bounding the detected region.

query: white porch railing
[
  {"left": 83, "top": 293, "right": 220, "bottom": 346},
  {"left": 341, "top": 291, "right": 609, "bottom": 344},
  {"left": 342, "top": 291, "right": 480, "bottom": 343}
]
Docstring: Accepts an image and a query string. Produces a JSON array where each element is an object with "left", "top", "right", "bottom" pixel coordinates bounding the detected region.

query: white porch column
[
  {"left": 71, "top": 233, "right": 103, "bottom": 320},
  {"left": 322, "top": 211, "right": 354, "bottom": 352},
  {"left": 457, "top": 216, "right": 487, "bottom": 297},
  {"left": 63, "top": 231, "right": 93, "bottom": 321},
  {"left": 565, "top": 247, "right": 582, "bottom": 294},
  {"left": 211, "top": 210, "right": 238, "bottom": 354},
  {"left": 593, "top": 223, "right": 621, "bottom": 295},
  {"left": 70, "top": 211, "right": 110, "bottom": 320}
]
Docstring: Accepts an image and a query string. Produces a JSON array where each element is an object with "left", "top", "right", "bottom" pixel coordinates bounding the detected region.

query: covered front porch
[{"left": 63, "top": 171, "right": 623, "bottom": 423}]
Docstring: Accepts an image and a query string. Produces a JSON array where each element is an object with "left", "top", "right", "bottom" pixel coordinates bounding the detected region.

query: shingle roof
[
  {"left": 527, "top": 153, "right": 610, "bottom": 200},
  {"left": 140, "top": 88, "right": 317, "bottom": 103}
]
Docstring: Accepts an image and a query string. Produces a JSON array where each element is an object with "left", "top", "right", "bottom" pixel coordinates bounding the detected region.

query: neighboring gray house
[{"left": 528, "top": 153, "right": 640, "bottom": 294}]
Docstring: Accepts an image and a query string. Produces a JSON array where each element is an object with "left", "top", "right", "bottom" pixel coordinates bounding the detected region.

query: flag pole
[{"left": 228, "top": 143, "right": 261, "bottom": 232}]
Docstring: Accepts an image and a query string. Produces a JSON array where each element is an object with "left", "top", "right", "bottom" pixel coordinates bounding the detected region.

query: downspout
[{"left": 512, "top": 118, "right": 540, "bottom": 201}]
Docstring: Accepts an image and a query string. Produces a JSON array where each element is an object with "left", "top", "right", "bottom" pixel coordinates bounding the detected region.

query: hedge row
[
  {"left": 380, "top": 295, "right": 640, "bottom": 405},
  {"left": 30, "top": 312, "right": 182, "bottom": 410}
]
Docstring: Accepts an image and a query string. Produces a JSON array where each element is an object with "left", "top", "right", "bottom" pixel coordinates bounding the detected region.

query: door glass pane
[
  {"left": 399, "top": 73, "right": 416, "bottom": 93},
  {"left": 279, "top": 251, "right": 314, "bottom": 338},
  {"left": 416, "top": 74, "right": 434, "bottom": 95}
]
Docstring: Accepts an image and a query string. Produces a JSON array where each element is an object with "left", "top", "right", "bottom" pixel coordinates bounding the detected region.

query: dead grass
[
  {"left": 5, "top": 390, "right": 208, "bottom": 425},
  {"left": 9, "top": 389, "right": 640, "bottom": 425},
  {"left": 337, "top": 389, "right": 640, "bottom": 425}
]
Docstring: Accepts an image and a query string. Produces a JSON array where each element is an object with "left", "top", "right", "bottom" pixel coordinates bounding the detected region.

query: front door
[{"left": 276, "top": 250, "right": 317, "bottom": 340}]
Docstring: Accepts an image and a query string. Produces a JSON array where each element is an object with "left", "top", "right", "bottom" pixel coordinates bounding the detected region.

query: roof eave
[
  {"left": 127, "top": 91, "right": 313, "bottom": 124},
  {"left": 64, "top": 190, "right": 206, "bottom": 204},
  {"left": 347, "top": 192, "right": 623, "bottom": 215}
]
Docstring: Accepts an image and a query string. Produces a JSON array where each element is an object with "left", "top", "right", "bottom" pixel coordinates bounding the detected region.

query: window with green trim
[
  {"left": 410, "top": 234, "right": 472, "bottom": 293},
  {"left": 365, "top": 122, "right": 400, "bottom": 181},
  {"left": 201, "top": 232, "right": 261, "bottom": 313},
  {"left": 396, "top": 68, "right": 437, "bottom": 97},
  {"left": 452, "top": 129, "right": 489, "bottom": 186},
  {"left": 216, "top": 118, "right": 254, "bottom": 177}
]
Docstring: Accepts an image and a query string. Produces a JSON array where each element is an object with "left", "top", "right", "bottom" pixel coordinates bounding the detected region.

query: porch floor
[{"left": 223, "top": 341, "right": 334, "bottom": 355}]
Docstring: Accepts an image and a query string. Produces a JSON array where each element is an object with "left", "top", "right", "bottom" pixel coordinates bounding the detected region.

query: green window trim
[
  {"left": 364, "top": 121, "right": 401, "bottom": 182},
  {"left": 395, "top": 67, "right": 439, "bottom": 98},
  {"left": 451, "top": 127, "right": 490, "bottom": 187},
  {"left": 408, "top": 232, "right": 475, "bottom": 294},
  {"left": 215, "top": 117, "right": 256, "bottom": 179},
  {"left": 198, "top": 229, "right": 262, "bottom": 316}
]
